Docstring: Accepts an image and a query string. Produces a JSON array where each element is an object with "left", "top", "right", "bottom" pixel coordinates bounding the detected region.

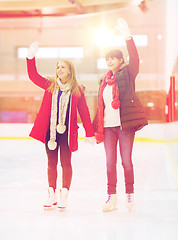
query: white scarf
[{"left": 48, "top": 78, "right": 71, "bottom": 150}]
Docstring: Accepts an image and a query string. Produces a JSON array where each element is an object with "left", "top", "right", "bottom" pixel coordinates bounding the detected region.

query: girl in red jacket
[{"left": 27, "top": 42, "right": 95, "bottom": 210}]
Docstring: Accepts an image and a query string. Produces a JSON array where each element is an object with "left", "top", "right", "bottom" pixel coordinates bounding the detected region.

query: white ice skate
[
  {"left": 57, "top": 188, "right": 69, "bottom": 210},
  {"left": 126, "top": 193, "right": 134, "bottom": 212},
  {"left": 43, "top": 187, "right": 57, "bottom": 210},
  {"left": 103, "top": 194, "right": 117, "bottom": 212}
]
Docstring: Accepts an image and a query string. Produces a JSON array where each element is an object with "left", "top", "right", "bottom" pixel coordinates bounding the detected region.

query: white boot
[
  {"left": 103, "top": 194, "right": 117, "bottom": 212},
  {"left": 43, "top": 187, "right": 57, "bottom": 210},
  {"left": 57, "top": 188, "right": 69, "bottom": 210},
  {"left": 126, "top": 193, "right": 134, "bottom": 212}
]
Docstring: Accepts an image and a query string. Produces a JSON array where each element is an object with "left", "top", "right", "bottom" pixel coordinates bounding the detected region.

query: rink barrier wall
[
  {"left": 166, "top": 144, "right": 178, "bottom": 183},
  {"left": 0, "top": 122, "right": 177, "bottom": 182},
  {"left": 0, "top": 122, "right": 177, "bottom": 142},
  {"left": 0, "top": 136, "right": 178, "bottom": 143}
]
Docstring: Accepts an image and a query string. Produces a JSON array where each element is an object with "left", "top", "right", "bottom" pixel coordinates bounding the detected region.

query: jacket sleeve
[
  {"left": 126, "top": 37, "right": 139, "bottom": 81},
  {"left": 77, "top": 92, "right": 95, "bottom": 137},
  {"left": 26, "top": 57, "right": 50, "bottom": 90}
]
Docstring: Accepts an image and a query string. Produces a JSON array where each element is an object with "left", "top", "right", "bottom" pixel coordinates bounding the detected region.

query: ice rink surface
[{"left": 0, "top": 124, "right": 178, "bottom": 240}]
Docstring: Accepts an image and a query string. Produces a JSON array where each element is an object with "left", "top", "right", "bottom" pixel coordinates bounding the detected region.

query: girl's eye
[{"left": 57, "top": 66, "right": 65, "bottom": 69}]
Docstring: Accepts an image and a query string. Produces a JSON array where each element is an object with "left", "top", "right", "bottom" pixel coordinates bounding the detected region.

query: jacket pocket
[{"left": 71, "top": 125, "right": 79, "bottom": 152}]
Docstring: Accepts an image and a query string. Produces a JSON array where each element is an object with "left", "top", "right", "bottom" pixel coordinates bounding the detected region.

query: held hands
[
  {"left": 85, "top": 136, "right": 96, "bottom": 145},
  {"left": 27, "top": 41, "right": 39, "bottom": 59},
  {"left": 116, "top": 18, "right": 131, "bottom": 40}
]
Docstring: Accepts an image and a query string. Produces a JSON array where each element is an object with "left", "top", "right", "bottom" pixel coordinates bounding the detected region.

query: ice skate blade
[
  {"left": 103, "top": 207, "right": 117, "bottom": 212},
  {"left": 44, "top": 206, "right": 56, "bottom": 210},
  {"left": 44, "top": 202, "right": 57, "bottom": 210},
  {"left": 57, "top": 206, "right": 66, "bottom": 211}
]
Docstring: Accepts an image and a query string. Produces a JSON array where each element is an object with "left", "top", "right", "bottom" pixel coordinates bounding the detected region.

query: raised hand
[
  {"left": 116, "top": 18, "right": 131, "bottom": 40},
  {"left": 27, "top": 41, "right": 39, "bottom": 59}
]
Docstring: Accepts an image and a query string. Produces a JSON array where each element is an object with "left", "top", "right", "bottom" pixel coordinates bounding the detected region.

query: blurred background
[
  {"left": 0, "top": 0, "right": 177, "bottom": 124},
  {"left": 0, "top": 3, "right": 178, "bottom": 239}
]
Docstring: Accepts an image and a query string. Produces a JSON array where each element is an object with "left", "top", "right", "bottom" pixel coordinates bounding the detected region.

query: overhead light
[
  {"left": 147, "top": 102, "right": 154, "bottom": 107},
  {"left": 68, "top": 0, "right": 83, "bottom": 10},
  {"left": 138, "top": 1, "right": 149, "bottom": 13}
]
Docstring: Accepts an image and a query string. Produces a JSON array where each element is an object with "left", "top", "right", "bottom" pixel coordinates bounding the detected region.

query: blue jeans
[{"left": 104, "top": 126, "right": 135, "bottom": 194}]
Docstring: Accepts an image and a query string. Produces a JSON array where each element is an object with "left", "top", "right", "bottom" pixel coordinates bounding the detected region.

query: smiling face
[
  {"left": 56, "top": 60, "right": 70, "bottom": 83},
  {"left": 106, "top": 57, "right": 123, "bottom": 74}
]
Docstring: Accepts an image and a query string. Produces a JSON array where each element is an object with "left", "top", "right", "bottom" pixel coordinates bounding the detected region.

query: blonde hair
[{"left": 47, "top": 59, "right": 81, "bottom": 96}]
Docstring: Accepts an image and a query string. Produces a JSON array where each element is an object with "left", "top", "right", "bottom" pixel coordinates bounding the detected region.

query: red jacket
[{"left": 26, "top": 58, "right": 94, "bottom": 152}]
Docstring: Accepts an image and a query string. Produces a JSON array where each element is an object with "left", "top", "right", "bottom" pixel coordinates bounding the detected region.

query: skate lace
[
  {"left": 127, "top": 194, "right": 132, "bottom": 203},
  {"left": 106, "top": 195, "right": 111, "bottom": 203},
  {"left": 47, "top": 189, "right": 53, "bottom": 200}
]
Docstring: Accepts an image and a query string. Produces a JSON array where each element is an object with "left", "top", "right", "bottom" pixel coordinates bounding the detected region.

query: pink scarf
[{"left": 95, "top": 64, "right": 122, "bottom": 143}]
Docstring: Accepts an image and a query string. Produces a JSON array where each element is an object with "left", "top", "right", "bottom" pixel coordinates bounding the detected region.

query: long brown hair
[{"left": 47, "top": 59, "right": 81, "bottom": 96}]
